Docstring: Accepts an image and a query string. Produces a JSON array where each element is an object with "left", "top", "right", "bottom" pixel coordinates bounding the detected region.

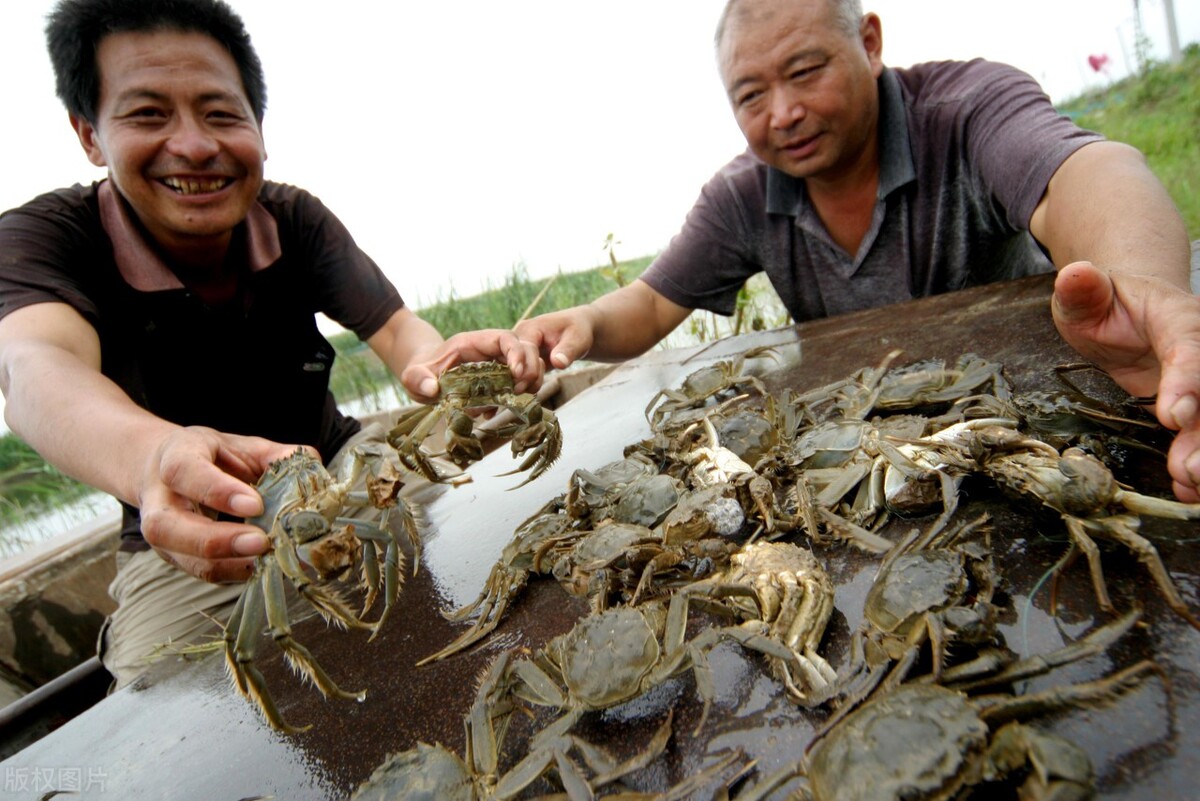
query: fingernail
[
  {"left": 551, "top": 351, "right": 568, "bottom": 368},
  {"left": 420, "top": 377, "right": 438, "bottom": 397},
  {"left": 233, "top": 532, "right": 270, "bottom": 556},
  {"left": 229, "top": 493, "right": 262, "bottom": 517},
  {"left": 1169, "top": 395, "right": 1198, "bottom": 429}
]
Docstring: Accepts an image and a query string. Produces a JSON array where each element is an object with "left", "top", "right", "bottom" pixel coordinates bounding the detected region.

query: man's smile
[{"left": 159, "top": 176, "right": 234, "bottom": 195}]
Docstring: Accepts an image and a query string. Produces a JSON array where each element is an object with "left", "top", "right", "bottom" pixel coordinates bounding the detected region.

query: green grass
[
  {"left": 1058, "top": 43, "right": 1200, "bottom": 236},
  {"left": 3, "top": 49, "right": 1197, "bottom": 536},
  {"left": 0, "top": 437, "right": 98, "bottom": 528}
]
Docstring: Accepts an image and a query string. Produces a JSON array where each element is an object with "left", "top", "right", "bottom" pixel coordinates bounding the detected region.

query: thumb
[
  {"left": 401, "top": 364, "right": 441, "bottom": 401},
  {"left": 1052, "top": 262, "right": 1114, "bottom": 330},
  {"left": 549, "top": 329, "right": 591, "bottom": 369}
]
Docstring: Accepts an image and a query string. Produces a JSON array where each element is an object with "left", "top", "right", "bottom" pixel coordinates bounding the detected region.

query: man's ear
[{"left": 69, "top": 113, "right": 108, "bottom": 168}]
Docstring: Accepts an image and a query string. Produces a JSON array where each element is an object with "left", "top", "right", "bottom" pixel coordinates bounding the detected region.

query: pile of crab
[
  {"left": 354, "top": 347, "right": 1195, "bottom": 800},
  {"left": 199, "top": 361, "right": 566, "bottom": 734}
]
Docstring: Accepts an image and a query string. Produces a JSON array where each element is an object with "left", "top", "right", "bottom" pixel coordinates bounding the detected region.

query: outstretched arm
[
  {"left": 0, "top": 302, "right": 300, "bottom": 581},
  {"left": 1030, "top": 140, "right": 1200, "bottom": 500},
  {"left": 513, "top": 279, "right": 694, "bottom": 369}
]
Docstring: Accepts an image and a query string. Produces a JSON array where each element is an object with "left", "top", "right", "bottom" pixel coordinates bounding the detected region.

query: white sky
[
  {"left": 2, "top": 1, "right": 1195, "bottom": 307},
  {"left": 0, "top": 1, "right": 1196, "bottom": 433}
]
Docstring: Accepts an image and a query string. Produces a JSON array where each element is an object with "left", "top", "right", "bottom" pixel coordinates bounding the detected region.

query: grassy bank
[
  {"left": 2, "top": 47, "right": 1197, "bottom": 535},
  {"left": 1059, "top": 43, "right": 1200, "bottom": 235}
]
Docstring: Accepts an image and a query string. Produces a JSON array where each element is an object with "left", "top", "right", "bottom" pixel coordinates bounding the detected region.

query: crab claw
[
  {"left": 499, "top": 405, "right": 563, "bottom": 488},
  {"left": 388, "top": 406, "right": 447, "bottom": 482},
  {"left": 445, "top": 409, "right": 486, "bottom": 467}
]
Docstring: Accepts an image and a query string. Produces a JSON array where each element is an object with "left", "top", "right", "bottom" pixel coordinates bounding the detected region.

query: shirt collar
[
  {"left": 765, "top": 67, "right": 915, "bottom": 216},
  {"left": 97, "top": 179, "right": 282, "bottom": 291}
]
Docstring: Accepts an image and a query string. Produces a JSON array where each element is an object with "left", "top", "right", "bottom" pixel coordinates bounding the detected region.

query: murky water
[{"left": 0, "top": 493, "right": 119, "bottom": 559}]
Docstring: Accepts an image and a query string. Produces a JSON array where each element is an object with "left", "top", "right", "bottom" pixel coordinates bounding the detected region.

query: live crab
[
  {"left": 222, "top": 447, "right": 418, "bottom": 733},
  {"left": 387, "top": 361, "right": 562, "bottom": 488}
]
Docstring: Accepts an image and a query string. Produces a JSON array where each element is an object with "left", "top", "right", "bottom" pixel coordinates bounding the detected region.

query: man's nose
[
  {"left": 769, "top": 87, "right": 805, "bottom": 130},
  {"left": 165, "top": 116, "right": 221, "bottom": 162}
]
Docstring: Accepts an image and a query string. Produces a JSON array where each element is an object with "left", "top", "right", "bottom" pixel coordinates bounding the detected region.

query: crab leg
[
  {"left": 224, "top": 574, "right": 313, "bottom": 734},
  {"left": 274, "top": 521, "right": 372, "bottom": 630},
  {"left": 262, "top": 558, "right": 367, "bottom": 704}
]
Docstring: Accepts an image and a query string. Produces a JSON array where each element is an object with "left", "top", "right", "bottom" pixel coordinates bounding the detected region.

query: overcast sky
[
  {"left": 1, "top": 1, "right": 1195, "bottom": 436},
  {"left": 2, "top": 0, "right": 1194, "bottom": 310}
]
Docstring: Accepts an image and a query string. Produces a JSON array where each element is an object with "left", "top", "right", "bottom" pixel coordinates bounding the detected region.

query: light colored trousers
[{"left": 97, "top": 423, "right": 395, "bottom": 689}]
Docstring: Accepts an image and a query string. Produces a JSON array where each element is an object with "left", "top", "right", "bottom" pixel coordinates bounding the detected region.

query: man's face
[
  {"left": 719, "top": 0, "right": 883, "bottom": 184},
  {"left": 71, "top": 30, "right": 266, "bottom": 261}
]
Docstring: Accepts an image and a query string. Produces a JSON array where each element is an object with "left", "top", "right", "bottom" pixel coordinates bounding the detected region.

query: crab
[
  {"left": 645, "top": 344, "right": 778, "bottom": 430},
  {"left": 681, "top": 540, "right": 838, "bottom": 704},
  {"left": 223, "top": 447, "right": 418, "bottom": 733},
  {"left": 387, "top": 361, "right": 562, "bottom": 488},
  {"left": 733, "top": 608, "right": 1160, "bottom": 801},
  {"left": 825, "top": 513, "right": 1001, "bottom": 720},
  {"left": 352, "top": 650, "right": 674, "bottom": 801},
  {"left": 423, "top": 486, "right": 738, "bottom": 668},
  {"left": 417, "top": 510, "right": 576, "bottom": 665},
  {"left": 508, "top": 590, "right": 806, "bottom": 736},
  {"left": 791, "top": 661, "right": 1158, "bottom": 801},
  {"left": 681, "top": 414, "right": 787, "bottom": 535},
  {"left": 878, "top": 420, "right": 1200, "bottom": 630},
  {"left": 972, "top": 427, "right": 1200, "bottom": 631}
]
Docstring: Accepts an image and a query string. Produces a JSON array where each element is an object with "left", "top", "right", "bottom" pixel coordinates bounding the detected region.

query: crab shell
[
  {"left": 550, "top": 604, "right": 668, "bottom": 710},
  {"left": 804, "top": 684, "right": 991, "bottom": 801}
]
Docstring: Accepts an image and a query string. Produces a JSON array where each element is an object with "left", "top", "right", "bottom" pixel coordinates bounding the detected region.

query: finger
[
  {"left": 141, "top": 503, "right": 271, "bottom": 564},
  {"left": 158, "top": 548, "right": 258, "bottom": 584},
  {"left": 1167, "top": 427, "right": 1200, "bottom": 503},
  {"left": 212, "top": 435, "right": 317, "bottom": 485},
  {"left": 549, "top": 328, "right": 591, "bottom": 370},
  {"left": 499, "top": 334, "right": 545, "bottom": 393},
  {"left": 157, "top": 452, "right": 265, "bottom": 519},
  {"left": 1051, "top": 262, "right": 1113, "bottom": 332}
]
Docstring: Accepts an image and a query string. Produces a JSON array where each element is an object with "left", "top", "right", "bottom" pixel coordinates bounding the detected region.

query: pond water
[{"left": 0, "top": 492, "right": 120, "bottom": 560}]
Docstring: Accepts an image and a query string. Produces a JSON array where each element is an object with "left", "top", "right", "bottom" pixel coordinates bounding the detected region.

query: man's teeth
[{"left": 162, "top": 177, "right": 228, "bottom": 195}]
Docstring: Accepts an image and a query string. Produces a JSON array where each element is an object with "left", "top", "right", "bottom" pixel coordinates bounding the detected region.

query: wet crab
[
  {"left": 681, "top": 414, "right": 787, "bottom": 535},
  {"left": 682, "top": 540, "right": 838, "bottom": 704},
  {"left": 737, "top": 608, "right": 1160, "bottom": 801},
  {"left": 387, "top": 361, "right": 562, "bottom": 487},
  {"left": 645, "top": 345, "right": 779, "bottom": 429},
  {"left": 223, "top": 447, "right": 418, "bottom": 733},
  {"left": 826, "top": 513, "right": 1001, "bottom": 719},
  {"left": 352, "top": 651, "right": 674, "bottom": 801},
  {"left": 509, "top": 590, "right": 806, "bottom": 735},
  {"left": 879, "top": 421, "right": 1200, "bottom": 630}
]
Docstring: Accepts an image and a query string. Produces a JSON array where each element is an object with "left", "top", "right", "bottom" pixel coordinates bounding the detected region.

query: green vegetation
[
  {"left": 0, "top": 436, "right": 97, "bottom": 528},
  {"left": 1059, "top": 43, "right": 1200, "bottom": 235},
  {"left": 328, "top": 256, "right": 655, "bottom": 411},
  {"left": 2, "top": 48, "right": 1196, "bottom": 536}
]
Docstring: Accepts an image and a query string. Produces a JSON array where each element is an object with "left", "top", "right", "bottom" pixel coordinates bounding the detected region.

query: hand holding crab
[
  {"left": 388, "top": 361, "right": 562, "bottom": 488},
  {"left": 223, "top": 447, "right": 419, "bottom": 733}
]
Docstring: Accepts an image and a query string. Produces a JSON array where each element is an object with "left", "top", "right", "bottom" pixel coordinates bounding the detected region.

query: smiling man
[
  {"left": 0, "top": 0, "right": 537, "bottom": 687},
  {"left": 471, "top": 0, "right": 1200, "bottom": 503}
]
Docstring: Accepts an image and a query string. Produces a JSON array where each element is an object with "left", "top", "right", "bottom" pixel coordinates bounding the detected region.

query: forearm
[
  {"left": 1032, "top": 141, "right": 1191, "bottom": 288},
  {"left": 366, "top": 307, "right": 445, "bottom": 381},
  {"left": 585, "top": 281, "right": 691, "bottom": 361},
  {"left": 1, "top": 339, "right": 176, "bottom": 506}
]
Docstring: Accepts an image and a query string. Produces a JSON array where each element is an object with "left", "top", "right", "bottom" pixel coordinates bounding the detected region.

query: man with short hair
[
  {"left": 0, "top": 0, "right": 535, "bottom": 685},
  {"left": 482, "top": 0, "right": 1200, "bottom": 503}
]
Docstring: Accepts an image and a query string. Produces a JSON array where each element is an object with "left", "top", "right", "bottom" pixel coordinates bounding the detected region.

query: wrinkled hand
[
  {"left": 1052, "top": 261, "right": 1200, "bottom": 501},
  {"left": 400, "top": 329, "right": 544, "bottom": 402},
  {"left": 513, "top": 307, "right": 600, "bottom": 370},
  {"left": 137, "top": 427, "right": 312, "bottom": 582}
]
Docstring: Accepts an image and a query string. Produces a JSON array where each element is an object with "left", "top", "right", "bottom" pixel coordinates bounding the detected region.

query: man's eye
[{"left": 736, "top": 89, "right": 763, "bottom": 107}]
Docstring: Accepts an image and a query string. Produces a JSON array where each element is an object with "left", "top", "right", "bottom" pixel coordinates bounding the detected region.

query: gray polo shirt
[{"left": 641, "top": 60, "right": 1104, "bottom": 322}]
